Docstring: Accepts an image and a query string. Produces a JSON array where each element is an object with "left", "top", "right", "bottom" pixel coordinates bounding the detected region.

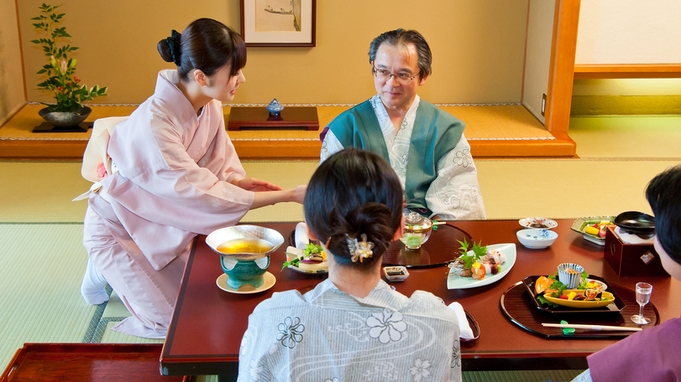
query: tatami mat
[
  {"left": 0, "top": 223, "right": 94, "bottom": 369},
  {"left": 571, "top": 115, "right": 681, "bottom": 158}
]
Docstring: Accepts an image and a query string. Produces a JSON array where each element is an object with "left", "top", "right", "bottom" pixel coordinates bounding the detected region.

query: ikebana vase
[{"left": 38, "top": 106, "right": 92, "bottom": 128}]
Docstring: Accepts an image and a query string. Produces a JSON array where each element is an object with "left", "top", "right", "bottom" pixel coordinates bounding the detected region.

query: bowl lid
[
  {"left": 404, "top": 210, "right": 432, "bottom": 229},
  {"left": 614, "top": 211, "right": 655, "bottom": 234}
]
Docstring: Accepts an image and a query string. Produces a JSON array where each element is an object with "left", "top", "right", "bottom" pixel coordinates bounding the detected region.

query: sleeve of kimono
[
  {"left": 424, "top": 133, "right": 487, "bottom": 220},
  {"left": 104, "top": 113, "right": 253, "bottom": 234},
  {"left": 320, "top": 128, "right": 344, "bottom": 164}
]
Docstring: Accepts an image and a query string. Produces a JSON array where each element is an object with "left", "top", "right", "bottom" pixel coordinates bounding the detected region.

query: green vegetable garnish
[
  {"left": 304, "top": 243, "right": 323, "bottom": 256},
  {"left": 456, "top": 238, "right": 487, "bottom": 270},
  {"left": 282, "top": 243, "right": 323, "bottom": 271}
]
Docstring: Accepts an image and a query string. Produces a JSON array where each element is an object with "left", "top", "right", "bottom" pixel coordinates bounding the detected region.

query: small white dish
[
  {"left": 519, "top": 217, "right": 558, "bottom": 230},
  {"left": 383, "top": 266, "right": 409, "bottom": 282},
  {"left": 216, "top": 272, "right": 276, "bottom": 294},
  {"left": 516, "top": 228, "right": 558, "bottom": 249}
]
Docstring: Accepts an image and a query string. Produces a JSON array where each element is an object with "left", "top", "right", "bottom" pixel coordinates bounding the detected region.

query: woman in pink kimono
[{"left": 79, "top": 18, "right": 306, "bottom": 338}]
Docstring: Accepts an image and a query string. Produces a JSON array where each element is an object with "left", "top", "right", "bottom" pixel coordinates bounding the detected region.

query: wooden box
[
  {"left": 604, "top": 226, "right": 669, "bottom": 277},
  {"left": 1, "top": 343, "right": 191, "bottom": 382}
]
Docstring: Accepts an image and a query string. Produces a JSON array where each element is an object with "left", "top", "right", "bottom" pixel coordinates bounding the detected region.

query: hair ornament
[
  {"left": 166, "top": 30, "right": 182, "bottom": 66},
  {"left": 347, "top": 234, "right": 374, "bottom": 263}
]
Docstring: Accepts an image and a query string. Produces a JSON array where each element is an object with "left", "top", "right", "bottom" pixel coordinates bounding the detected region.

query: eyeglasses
[{"left": 372, "top": 65, "right": 420, "bottom": 85}]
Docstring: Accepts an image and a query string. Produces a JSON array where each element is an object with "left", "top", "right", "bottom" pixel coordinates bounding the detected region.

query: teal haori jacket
[{"left": 328, "top": 99, "right": 465, "bottom": 216}]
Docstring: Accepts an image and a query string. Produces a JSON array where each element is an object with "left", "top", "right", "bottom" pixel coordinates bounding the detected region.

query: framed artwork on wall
[{"left": 240, "top": 0, "right": 316, "bottom": 47}]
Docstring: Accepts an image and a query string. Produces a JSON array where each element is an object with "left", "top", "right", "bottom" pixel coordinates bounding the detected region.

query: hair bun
[{"left": 157, "top": 30, "right": 182, "bottom": 65}]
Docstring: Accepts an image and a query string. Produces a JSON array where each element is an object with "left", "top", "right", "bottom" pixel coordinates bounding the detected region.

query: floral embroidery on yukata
[
  {"left": 367, "top": 310, "right": 407, "bottom": 344},
  {"left": 454, "top": 148, "right": 473, "bottom": 168},
  {"left": 277, "top": 316, "right": 305, "bottom": 349},
  {"left": 328, "top": 312, "right": 371, "bottom": 343},
  {"left": 451, "top": 340, "right": 461, "bottom": 368},
  {"left": 247, "top": 359, "right": 263, "bottom": 381},
  {"left": 410, "top": 358, "right": 432, "bottom": 381}
]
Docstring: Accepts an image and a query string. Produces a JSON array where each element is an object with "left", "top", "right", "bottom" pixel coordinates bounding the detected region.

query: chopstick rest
[{"left": 542, "top": 323, "right": 642, "bottom": 332}]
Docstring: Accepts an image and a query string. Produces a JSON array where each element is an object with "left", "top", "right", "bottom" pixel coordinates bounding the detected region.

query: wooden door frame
[{"left": 545, "top": 0, "right": 581, "bottom": 140}]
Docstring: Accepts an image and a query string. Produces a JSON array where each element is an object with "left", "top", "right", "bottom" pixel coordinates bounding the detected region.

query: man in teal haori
[{"left": 321, "top": 28, "right": 486, "bottom": 220}]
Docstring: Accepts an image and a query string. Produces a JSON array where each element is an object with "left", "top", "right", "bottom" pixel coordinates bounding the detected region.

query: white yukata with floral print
[
  {"left": 321, "top": 95, "right": 486, "bottom": 221},
  {"left": 238, "top": 278, "right": 461, "bottom": 381}
]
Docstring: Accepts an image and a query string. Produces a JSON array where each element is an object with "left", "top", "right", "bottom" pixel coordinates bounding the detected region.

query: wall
[
  {"left": 522, "top": 0, "right": 555, "bottom": 123},
  {"left": 576, "top": 0, "right": 681, "bottom": 64},
  {"left": 0, "top": 0, "right": 26, "bottom": 126},
  {"left": 573, "top": 1, "right": 681, "bottom": 115},
  {"left": 17, "top": 0, "right": 528, "bottom": 106}
]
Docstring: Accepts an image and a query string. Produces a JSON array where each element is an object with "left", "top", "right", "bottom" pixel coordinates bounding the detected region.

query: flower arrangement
[{"left": 31, "top": 3, "right": 107, "bottom": 113}]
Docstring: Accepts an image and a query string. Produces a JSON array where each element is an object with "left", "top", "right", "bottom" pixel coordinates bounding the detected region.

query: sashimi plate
[{"left": 447, "top": 243, "right": 516, "bottom": 290}]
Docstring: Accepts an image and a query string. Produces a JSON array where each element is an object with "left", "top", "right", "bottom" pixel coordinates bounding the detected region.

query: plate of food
[
  {"left": 283, "top": 243, "right": 328, "bottom": 274},
  {"left": 522, "top": 274, "right": 625, "bottom": 314},
  {"left": 519, "top": 217, "right": 558, "bottom": 229},
  {"left": 570, "top": 216, "right": 615, "bottom": 246},
  {"left": 447, "top": 241, "right": 516, "bottom": 290}
]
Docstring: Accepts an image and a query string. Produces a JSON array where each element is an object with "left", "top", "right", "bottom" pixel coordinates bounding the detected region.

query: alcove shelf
[{"left": 0, "top": 104, "right": 575, "bottom": 160}]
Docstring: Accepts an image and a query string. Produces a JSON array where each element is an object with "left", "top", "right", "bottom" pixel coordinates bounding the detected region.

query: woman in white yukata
[
  {"left": 79, "top": 18, "right": 306, "bottom": 339},
  {"left": 238, "top": 148, "right": 462, "bottom": 381}
]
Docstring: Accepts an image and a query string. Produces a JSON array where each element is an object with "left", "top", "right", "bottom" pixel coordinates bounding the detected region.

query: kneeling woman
[
  {"left": 80, "top": 19, "right": 305, "bottom": 339},
  {"left": 238, "top": 148, "right": 462, "bottom": 381}
]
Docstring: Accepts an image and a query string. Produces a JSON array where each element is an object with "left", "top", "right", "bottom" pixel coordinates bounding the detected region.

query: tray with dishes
[
  {"left": 500, "top": 279, "right": 660, "bottom": 339},
  {"left": 570, "top": 216, "right": 615, "bottom": 246},
  {"left": 522, "top": 275, "right": 625, "bottom": 314}
]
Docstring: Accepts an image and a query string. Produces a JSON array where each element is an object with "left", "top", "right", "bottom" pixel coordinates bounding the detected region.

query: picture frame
[{"left": 240, "top": 0, "right": 316, "bottom": 47}]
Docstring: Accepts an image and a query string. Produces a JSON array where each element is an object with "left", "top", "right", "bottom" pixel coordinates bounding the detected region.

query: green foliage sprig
[{"left": 31, "top": 3, "right": 107, "bottom": 113}]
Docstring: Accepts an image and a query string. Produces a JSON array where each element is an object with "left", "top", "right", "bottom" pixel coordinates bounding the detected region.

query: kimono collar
[
  {"left": 155, "top": 69, "right": 201, "bottom": 126},
  {"left": 308, "top": 278, "right": 409, "bottom": 311}
]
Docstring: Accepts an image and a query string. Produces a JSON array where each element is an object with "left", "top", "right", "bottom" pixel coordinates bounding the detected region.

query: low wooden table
[
  {"left": 226, "top": 107, "right": 319, "bottom": 131},
  {"left": 2, "top": 343, "right": 189, "bottom": 382},
  {"left": 160, "top": 220, "right": 681, "bottom": 378}
]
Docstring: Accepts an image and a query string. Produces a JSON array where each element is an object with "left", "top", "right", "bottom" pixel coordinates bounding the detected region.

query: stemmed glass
[{"left": 631, "top": 282, "right": 653, "bottom": 325}]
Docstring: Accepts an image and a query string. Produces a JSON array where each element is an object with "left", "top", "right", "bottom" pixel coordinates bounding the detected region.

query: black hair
[
  {"left": 368, "top": 28, "right": 432, "bottom": 79},
  {"left": 645, "top": 165, "right": 681, "bottom": 263},
  {"left": 304, "top": 148, "right": 403, "bottom": 270},
  {"left": 157, "top": 18, "right": 246, "bottom": 81}
]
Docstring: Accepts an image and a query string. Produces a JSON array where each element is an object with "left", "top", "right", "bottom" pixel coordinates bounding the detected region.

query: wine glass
[{"left": 631, "top": 282, "right": 653, "bottom": 325}]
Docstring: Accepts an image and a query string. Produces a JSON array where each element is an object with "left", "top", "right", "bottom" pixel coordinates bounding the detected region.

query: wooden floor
[{"left": 0, "top": 104, "right": 576, "bottom": 160}]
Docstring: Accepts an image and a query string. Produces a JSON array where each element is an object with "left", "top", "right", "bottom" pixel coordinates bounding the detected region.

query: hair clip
[{"left": 347, "top": 234, "right": 374, "bottom": 263}]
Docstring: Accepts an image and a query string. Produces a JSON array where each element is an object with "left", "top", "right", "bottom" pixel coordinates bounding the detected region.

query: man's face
[{"left": 372, "top": 42, "right": 427, "bottom": 112}]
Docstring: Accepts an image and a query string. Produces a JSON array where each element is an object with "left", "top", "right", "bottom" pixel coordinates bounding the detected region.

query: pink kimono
[
  {"left": 83, "top": 70, "right": 254, "bottom": 338},
  {"left": 587, "top": 318, "right": 681, "bottom": 381}
]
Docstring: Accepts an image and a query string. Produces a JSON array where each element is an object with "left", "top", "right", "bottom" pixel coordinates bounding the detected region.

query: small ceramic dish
[
  {"left": 518, "top": 217, "right": 558, "bottom": 230},
  {"left": 557, "top": 263, "right": 584, "bottom": 288},
  {"left": 516, "top": 229, "right": 558, "bottom": 249},
  {"left": 383, "top": 266, "right": 409, "bottom": 282}
]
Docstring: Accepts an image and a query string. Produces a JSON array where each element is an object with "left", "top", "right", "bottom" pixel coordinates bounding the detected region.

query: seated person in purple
[{"left": 573, "top": 165, "right": 681, "bottom": 382}]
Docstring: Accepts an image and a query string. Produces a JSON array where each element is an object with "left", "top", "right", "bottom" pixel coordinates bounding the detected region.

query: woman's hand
[
  {"left": 234, "top": 177, "right": 282, "bottom": 191},
  {"left": 290, "top": 184, "right": 307, "bottom": 204}
]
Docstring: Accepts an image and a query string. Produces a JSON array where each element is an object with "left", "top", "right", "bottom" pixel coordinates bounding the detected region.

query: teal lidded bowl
[{"left": 206, "top": 225, "right": 284, "bottom": 289}]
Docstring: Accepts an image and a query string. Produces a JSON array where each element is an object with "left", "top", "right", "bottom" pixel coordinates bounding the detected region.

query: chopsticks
[{"left": 541, "top": 323, "right": 642, "bottom": 332}]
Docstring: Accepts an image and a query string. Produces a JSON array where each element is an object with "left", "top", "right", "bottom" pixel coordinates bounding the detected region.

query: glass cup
[{"left": 631, "top": 282, "right": 653, "bottom": 325}]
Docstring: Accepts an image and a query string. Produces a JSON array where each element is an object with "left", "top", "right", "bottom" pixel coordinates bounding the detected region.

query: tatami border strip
[{"left": 28, "top": 102, "right": 522, "bottom": 108}]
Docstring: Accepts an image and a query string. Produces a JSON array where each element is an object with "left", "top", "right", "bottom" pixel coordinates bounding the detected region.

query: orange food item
[{"left": 535, "top": 276, "right": 553, "bottom": 295}]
